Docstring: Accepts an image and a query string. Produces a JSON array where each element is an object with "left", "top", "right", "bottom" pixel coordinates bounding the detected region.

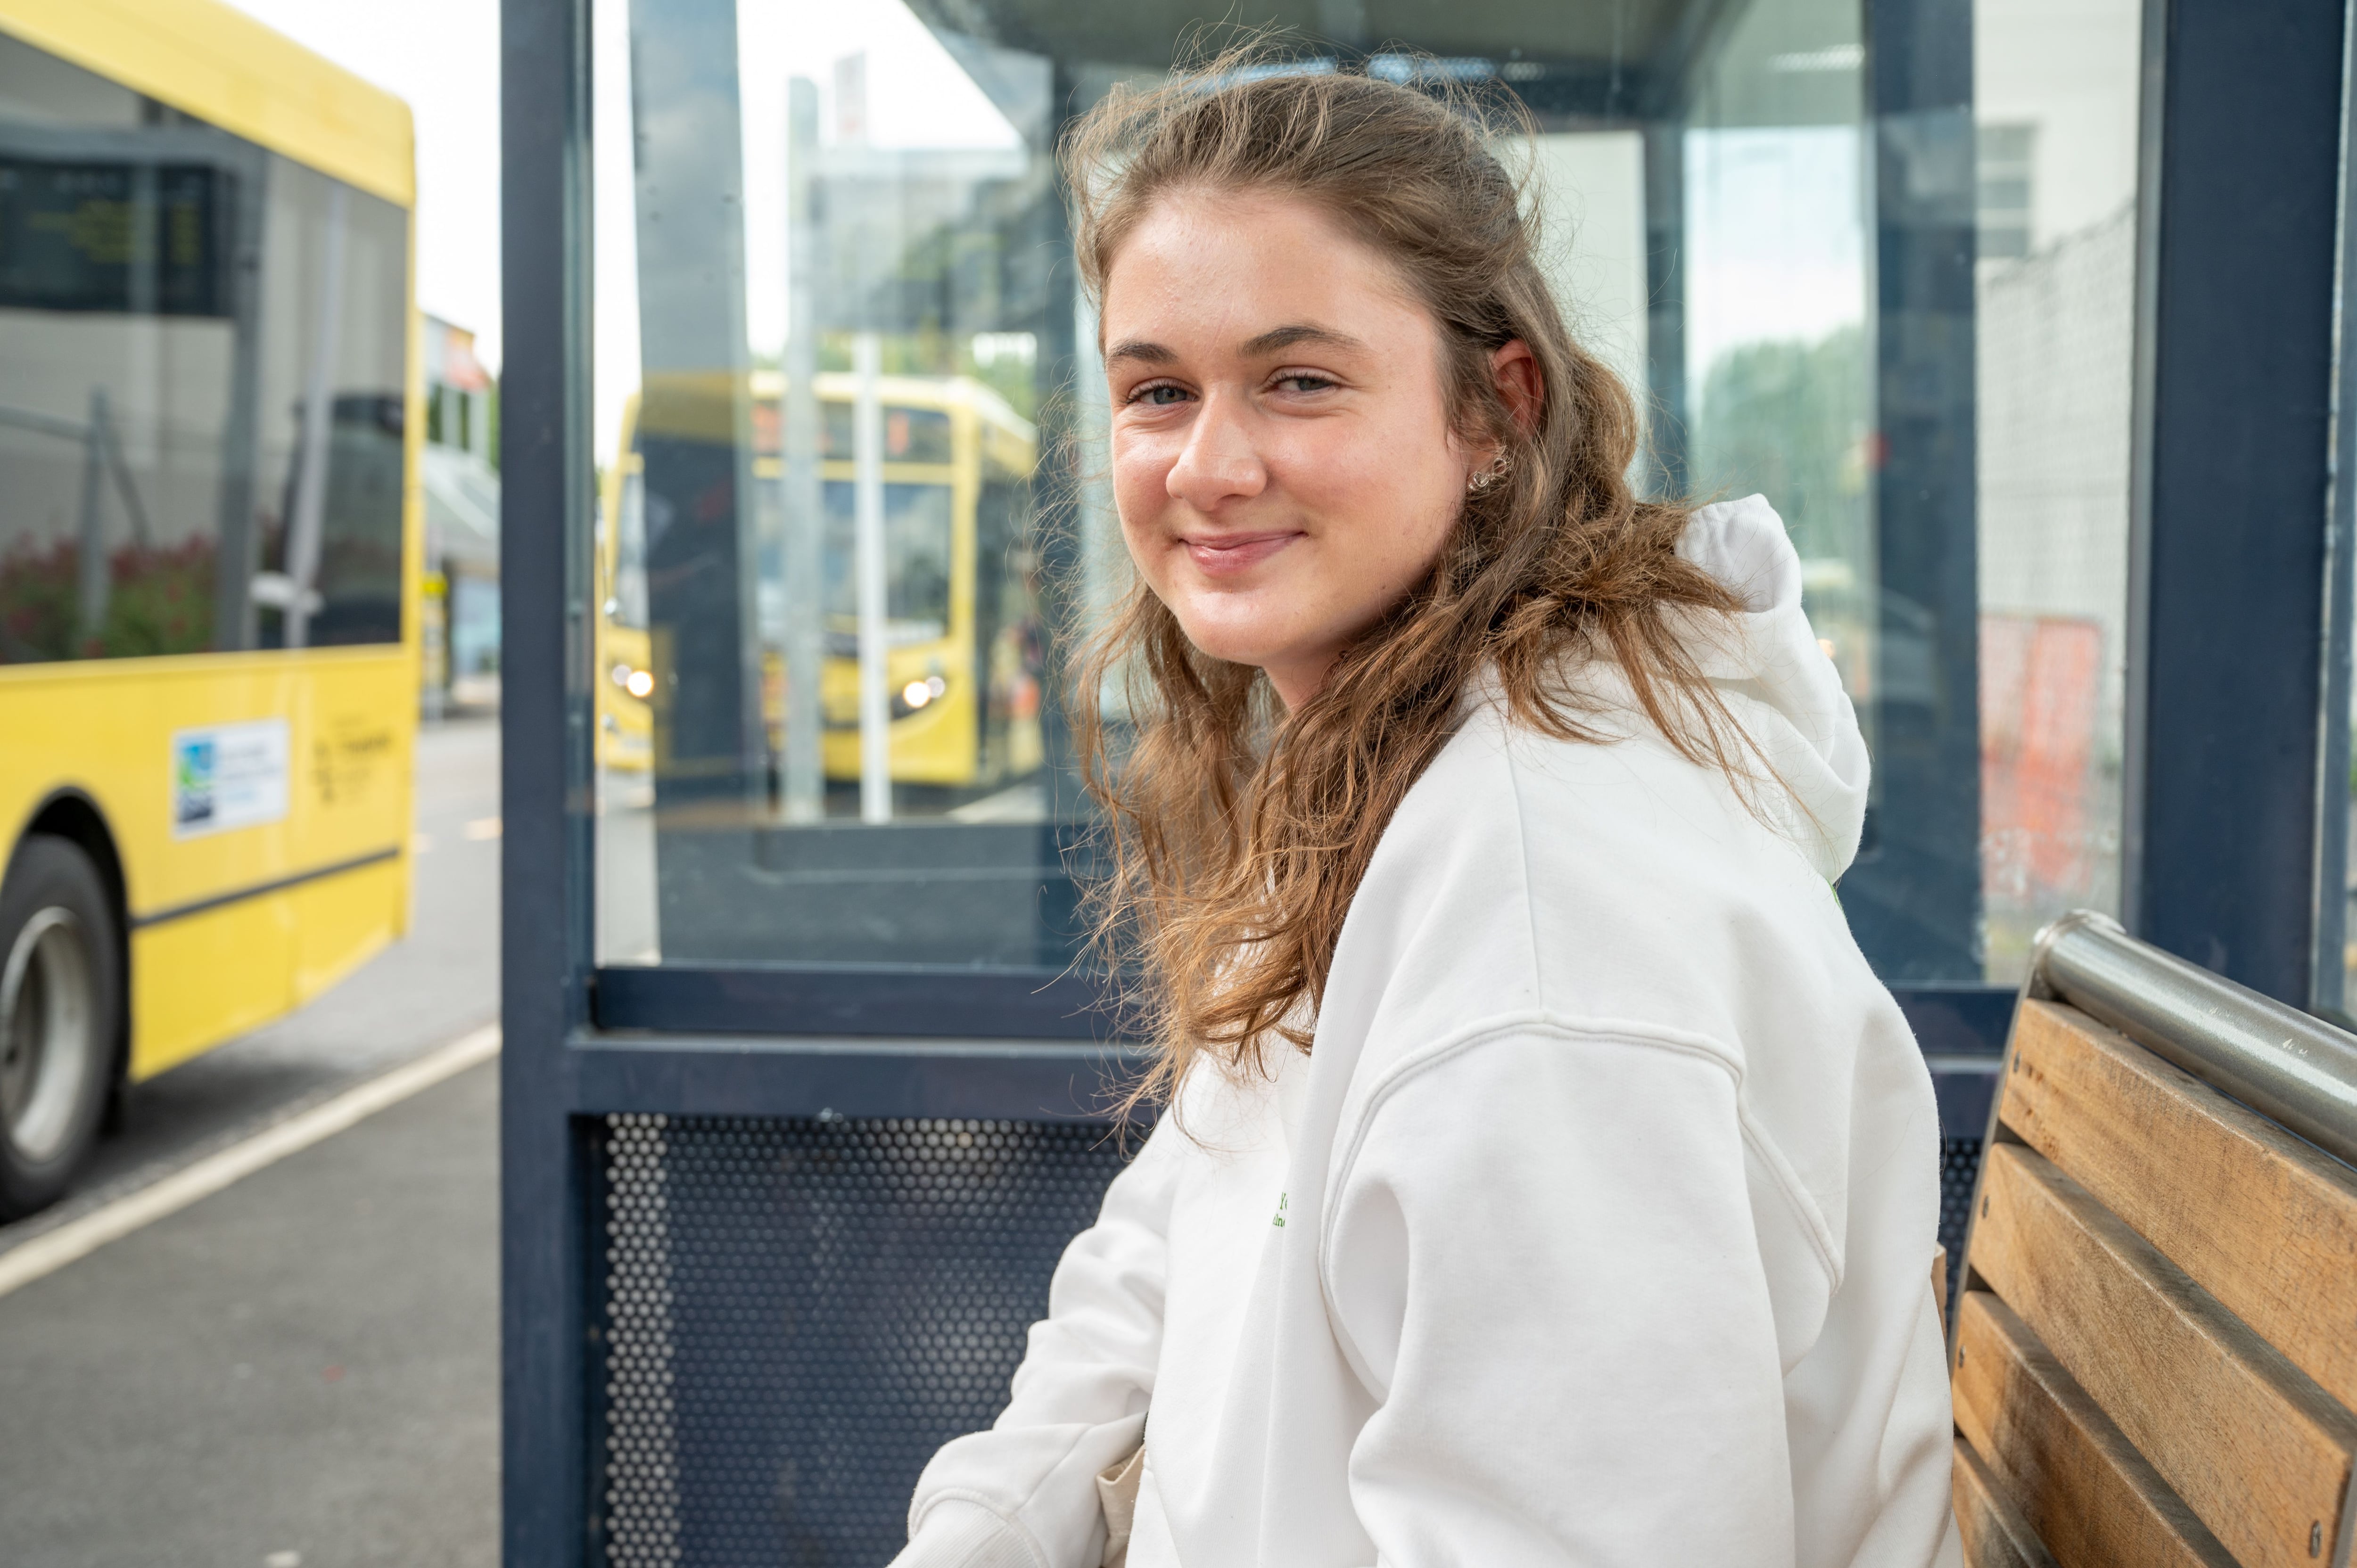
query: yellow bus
[
  {"left": 0, "top": 0, "right": 419, "bottom": 1215},
  {"left": 597, "top": 370, "right": 1043, "bottom": 796}
]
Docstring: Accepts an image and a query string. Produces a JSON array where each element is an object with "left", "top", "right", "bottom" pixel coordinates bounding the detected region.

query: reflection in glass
[
  {"left": 589, "top": 0, "right": 2144, "bottom": 991},
  {"left": 0, "top": 30, "right": 408, "bottom": 665},
  {"left": 821, "top": 482, "right": 954, "bottom": 645},
  {"left": 1676, "top": 0, "right": 1873, "bottom": 758},
  {"left": 1971, "top": 0, "right": 2143, "bottom": 979}
]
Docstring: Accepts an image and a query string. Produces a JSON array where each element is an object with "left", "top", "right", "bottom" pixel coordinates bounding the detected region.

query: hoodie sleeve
[
  {"left": 889, "top": 1116, "right": 1179, "bottom": 1568},
  {"left": 1323, "top": 1025, "right": 1804, "bottom": 1568}
]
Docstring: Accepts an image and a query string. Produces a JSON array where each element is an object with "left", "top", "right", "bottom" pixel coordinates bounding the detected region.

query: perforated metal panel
[
  {"left": 594, "top": 1114, "right": 1995, "bottom": 1564},
  {"left": 593, "top": 1113, "right": 1131, "bottom": 1568},
  {"left": 1938, "top": 1135, "right": 1984, "bottom": 1306}
]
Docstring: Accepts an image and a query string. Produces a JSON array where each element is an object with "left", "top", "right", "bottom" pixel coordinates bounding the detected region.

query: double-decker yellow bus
[
  {"left": 0, "top": 0, "right": 419, "bottom": 1215},
  {"left": 596, "top": 370, "right": 1043, "bottom": 797}
]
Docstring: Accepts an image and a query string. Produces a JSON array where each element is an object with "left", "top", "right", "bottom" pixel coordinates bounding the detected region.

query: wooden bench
[{"left": 1950, "top": 911, "right": 2357, "bottom": 1568}]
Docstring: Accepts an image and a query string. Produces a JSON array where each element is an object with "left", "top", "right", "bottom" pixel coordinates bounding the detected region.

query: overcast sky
[{"left": 224, "top": 0, "right": 504, "bottom": 370}]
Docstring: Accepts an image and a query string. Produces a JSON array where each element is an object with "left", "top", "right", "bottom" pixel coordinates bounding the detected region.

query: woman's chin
[{"left": 1171, "top": 618, "right": 1290, "bottom": 673}]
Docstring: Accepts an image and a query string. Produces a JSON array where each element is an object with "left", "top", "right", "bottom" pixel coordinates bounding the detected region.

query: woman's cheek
[
  {"left": 1289, "top": 421, "right": 1387, "bottom": 516},
  {"left": 1110, "top": 440, "right": 1171, "bottom": 520}
]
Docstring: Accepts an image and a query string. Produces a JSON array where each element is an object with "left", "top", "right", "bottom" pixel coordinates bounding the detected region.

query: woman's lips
[{"left": 1182, "top": 530, "right": 1303, "bottom": 576}]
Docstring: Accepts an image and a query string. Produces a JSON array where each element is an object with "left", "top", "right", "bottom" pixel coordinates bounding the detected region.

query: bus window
[
  {"left": 0, "top": 29, "right": 409, "bottom": 664},
  {"left": 819, "top": 401, "right": 952, "bottom": 463},
  {"left": 821, "top": 481, "right": 952, "bottom": 644},
  {"left": 884, "top": 407, "right": 951, "bottom": 463},
  {"left": 0, "top": 33, "right": 241, "bottom": 662},
  {"left": 250, "top": 164, "right": 409, "bottom": 651}
]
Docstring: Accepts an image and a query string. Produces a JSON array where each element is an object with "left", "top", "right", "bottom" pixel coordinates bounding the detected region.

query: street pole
[
  {"left": 853, "top": 330, "right": 890, "bottom": 822},
  {"left": 781, "top": 77, "right": 825, "bottom": 823}
]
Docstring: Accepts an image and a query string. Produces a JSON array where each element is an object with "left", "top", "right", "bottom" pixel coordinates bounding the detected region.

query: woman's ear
[{"left": 1491, "top": 340, "right": 1543, "bottom": 437}]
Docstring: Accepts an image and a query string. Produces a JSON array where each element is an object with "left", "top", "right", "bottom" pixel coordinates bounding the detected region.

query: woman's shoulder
[
  {"left": 1387, "top": 697, "right": 1847, "bottom": 945},
  {"left": 1331, "top": 685, "right": 1884, "bottom": 1081}
]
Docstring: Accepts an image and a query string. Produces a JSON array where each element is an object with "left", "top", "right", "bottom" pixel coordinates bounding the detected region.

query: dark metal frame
[
  {"left": 2123, "top": 0, "right": 2350, "bottom": 1005},
  {"left": 591, "top": 965, "right": 1108, "bottom": 1038},
  {"left": 498, "top": 0, "right": 592, "bottom": 1554},
  {"left": 502, "top": 0, "right": 2357, "bottom": 1560},
  {"left": 1848, "top": 0, "right": 1985, "bottom": 985},
  {"left": 495, "top": 2, "right": 1152, "bottom": 1527},
  {"left": 2311, "top": 0, "right": 2357, "bottom": 1023}
]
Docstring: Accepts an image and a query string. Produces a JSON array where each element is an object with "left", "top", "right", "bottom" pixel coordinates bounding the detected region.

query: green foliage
[
  {"left": 961, "top": 347, "right": 1037, "bottom": 423},
  {"left": 0, "top": 538, "right": 215, "bottom": 663},
  {"left": 96, "top": 538, "right": 215, "bottom": 657},
  {"left": 1689, "top": 324, "right": 1869, "bottom": 565},
  {"left": 0, "top": 540, "right": 77, "bottom": 661}
]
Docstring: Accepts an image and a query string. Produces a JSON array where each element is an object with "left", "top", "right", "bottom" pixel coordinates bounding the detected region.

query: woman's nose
[{"left": 1166, "top": 393, "right": 1268, "bottom": 511}]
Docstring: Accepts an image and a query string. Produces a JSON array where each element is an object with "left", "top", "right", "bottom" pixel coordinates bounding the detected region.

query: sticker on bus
[{"left": 172, "top": 720, "right": 290, "bottom": 838}]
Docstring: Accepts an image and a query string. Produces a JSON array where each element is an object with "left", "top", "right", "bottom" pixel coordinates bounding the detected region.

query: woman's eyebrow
[
  {"left": 1104, "top": 338, "right": 1177, "bottom": 369},
  {"left": 1103, "top": 324, "right": 1370, "bottom": 369},
  {"left": 1240, "top": 322, "right": 1366, "bottom": 357}
]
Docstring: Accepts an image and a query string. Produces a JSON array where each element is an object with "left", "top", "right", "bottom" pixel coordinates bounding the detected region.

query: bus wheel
[{"left": 0, "top": 837, "right": 120, "bottom": 1220}]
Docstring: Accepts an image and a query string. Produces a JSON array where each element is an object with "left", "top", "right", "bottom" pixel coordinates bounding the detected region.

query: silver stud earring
[{"left": 1467, "top": 452, "right": 1512, "bottom": 495}]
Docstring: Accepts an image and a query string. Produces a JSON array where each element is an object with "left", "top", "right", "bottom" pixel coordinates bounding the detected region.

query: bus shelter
[{"left": 499, "top": 0, "right": 2357, "bottom": 1560}]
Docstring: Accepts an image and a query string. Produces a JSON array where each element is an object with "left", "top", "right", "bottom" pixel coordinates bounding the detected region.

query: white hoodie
[{"left": 889, "top": 495, "right": 1961, "bottom": 1568}]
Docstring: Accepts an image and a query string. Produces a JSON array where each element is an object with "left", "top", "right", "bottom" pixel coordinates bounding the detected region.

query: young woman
[{"left": 889, "top": 60, "right": 1958, "bottom": 1568}]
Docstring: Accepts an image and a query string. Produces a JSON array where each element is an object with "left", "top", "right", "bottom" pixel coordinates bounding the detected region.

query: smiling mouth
[{"left": 1182, "top": 530, "right": 1304, "bottom": 576}]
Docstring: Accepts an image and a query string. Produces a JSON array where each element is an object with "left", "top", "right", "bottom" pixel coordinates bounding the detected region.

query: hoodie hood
[{"left": 1670, "top": 493, "right": 1872, "bottom": 881}]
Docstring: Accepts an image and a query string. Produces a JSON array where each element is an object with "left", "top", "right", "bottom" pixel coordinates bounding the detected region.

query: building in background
[
  {"left": 421, "top": 313, "right": 499, "bottom": 716},
  {"left": 1972, "top": 0, "right": 2142, "bottom": 976}
]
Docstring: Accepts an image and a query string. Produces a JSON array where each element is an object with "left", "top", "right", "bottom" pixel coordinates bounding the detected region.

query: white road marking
[{"left": 0, "top": 1025, "right": 501, "bottom": 1302}]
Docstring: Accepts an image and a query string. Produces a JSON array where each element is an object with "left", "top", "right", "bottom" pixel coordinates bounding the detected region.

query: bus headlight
[
  {"left": 894, "top": 674, "right": 949, "bottom": 717},
  {"left": 612, "top": 663, "right": 655, "bottom": 699}
]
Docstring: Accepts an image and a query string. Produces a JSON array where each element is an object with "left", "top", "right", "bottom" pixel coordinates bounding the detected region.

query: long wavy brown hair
[{"left": 1065, "top": 50, "right": 1753, "bottom": 1112}]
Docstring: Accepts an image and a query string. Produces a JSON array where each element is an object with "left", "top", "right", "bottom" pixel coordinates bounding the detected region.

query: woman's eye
[
  {"left": 1129, "top": 383, "right": 1191, "bottom": 406},
  {"left": 1275, "top": 374, "right": 1335, "bottom": 394}
]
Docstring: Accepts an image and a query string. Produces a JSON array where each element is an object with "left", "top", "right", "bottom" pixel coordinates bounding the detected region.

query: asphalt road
[{"left": 0, "top": 714, "right": 502, "bottom": 1568}]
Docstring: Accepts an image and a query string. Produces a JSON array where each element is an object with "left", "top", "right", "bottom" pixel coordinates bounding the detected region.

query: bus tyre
[{"left": 0, "top": 837, "right": 120, "bottom": 1221}]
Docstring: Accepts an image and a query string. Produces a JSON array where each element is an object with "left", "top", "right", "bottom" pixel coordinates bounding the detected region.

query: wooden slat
[
  {"left": 1955, "top": 1437, "right": 2060, "bottom": 1568},
  {"left": 1968, "top": 1141, "right": 2357, "bottom": 1568},
  {"left": 1951, "top": 1289, "right": 2233, "bottom": 1568},
  {"left": 2000, "top": 999, "right": 2357, "bottom": 1412}
]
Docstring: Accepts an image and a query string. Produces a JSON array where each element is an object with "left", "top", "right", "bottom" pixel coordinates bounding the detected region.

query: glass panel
[
  {"left": 1972, "top": 0, "right": 2144, "bottom": 980},
  {"left": 1678, "top": 0, "right": 1874, "bottom": 762},
  {"left": 821, "top": 482, "right": 954, "bottom": 640},
  {"left": 590, "top": 0, "right": 2140, "bottom": 991},
  {"left": 0, "top": 31, "right": 408, "bottom": 665}
]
